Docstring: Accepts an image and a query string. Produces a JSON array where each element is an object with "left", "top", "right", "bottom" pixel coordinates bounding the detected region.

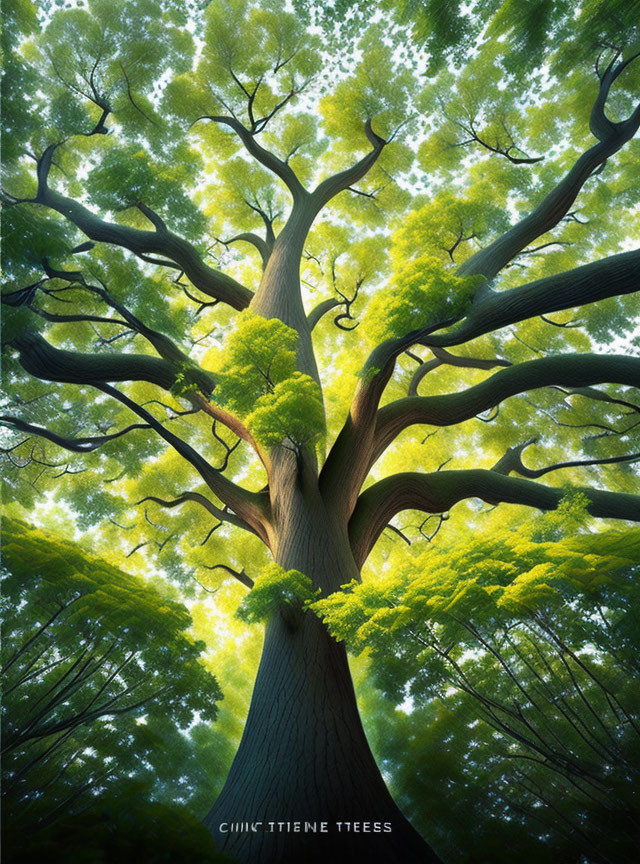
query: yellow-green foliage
[
  {"left": 236, "top": 564, "right": 320, "bottom": 623},
  {"left": 212, "top": 311, "right": 298, "bottom": 413},
  {"left": 364, "top": 255, "right": 480, "bottom": 344},
  {"left": 246, "top": 371, "right": 325, "bottom": 449},
  {"left": 211, "top": 312, "right": 325, "bottom": 449},
  {"left": 312, "top": 507, "right": 640, "bottom": 654},
  {"left": 319, "top": 25, "right": 418, "bottom": 147}
]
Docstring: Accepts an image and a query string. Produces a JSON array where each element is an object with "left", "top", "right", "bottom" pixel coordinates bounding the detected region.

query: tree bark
[{"left": 203, "top": 495, "right": 441, "bottom": 864}]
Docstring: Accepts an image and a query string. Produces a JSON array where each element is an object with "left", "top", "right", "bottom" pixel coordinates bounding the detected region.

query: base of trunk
[{"left": 204, "top": 612, "right": 441, "bottom": 864}]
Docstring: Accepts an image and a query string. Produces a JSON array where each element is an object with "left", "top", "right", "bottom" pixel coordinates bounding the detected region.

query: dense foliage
[
  {"left": 1, "top": 518, "right": 230, "bottom": 860},
  {"left": 316, "top": 504, "right": 640, "bottom": 862},
  {"left": 2, "top": 0, "right": 639, "bottom": 861}
]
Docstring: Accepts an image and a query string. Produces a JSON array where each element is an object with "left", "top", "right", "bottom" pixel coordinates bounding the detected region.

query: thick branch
[
  {"left": 408, "top": 347, "right": 512, "bottom": 396},
  {"left": 10, "top": 331, "right": 179, "bottom": 390},
  {"left": 350, "top": 470, "right": 640, "bottom": 567},
  {"left": 459, "top": 53, "right": 640, "bottom": 279},
  {"left": 430, "top": 249, "right": 640, "bottom": 348},
  {"left": 95, "top": 384, "right": 270, "bottom": 542},
  {"left": 307, "top": 298, "right": 340, "bottom": 332},
  {"left": 4, "top": 318, "right": 269, "bottom": 537},
  {"left": 320, "top": 318, "right": 458, "bottom": 518},
  {"left": 31, "top": 147, "right": 252, "bottom": 309},
  {"left": 310, "top": 120, "right": 387, "bottom": 213},
  {"left": 194, "top": 115, "right": 306, "bottom": 203},
  {"left": 375, "top": 354, "right": 640, "bottom": 462},
  {"left": 326, "top": 246, "right": 638, "bottom": 506}
]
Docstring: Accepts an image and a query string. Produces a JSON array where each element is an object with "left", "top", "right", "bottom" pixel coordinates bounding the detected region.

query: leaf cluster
[
  {"left": 210, "top": 312, "right": 325, "bottom": 449},
  {"left": 235, "top": 563, "right": 320, "bottom": 623},
  {"left": 2, "top": 518, "right": 224, "bottom": 832}
]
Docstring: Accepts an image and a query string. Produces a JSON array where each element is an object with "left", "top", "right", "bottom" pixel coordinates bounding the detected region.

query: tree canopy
[
  {"left": 315, "top": 501, "right": 640, "bottom": 862},
  {"left": 2, "top": 0, "right": 639, "bottom": 862},
  {"left": 1, "top": 517, "right": 234, "bottom": 861}
]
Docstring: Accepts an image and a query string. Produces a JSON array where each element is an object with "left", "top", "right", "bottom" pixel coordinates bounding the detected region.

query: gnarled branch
[
  {"left": 310, "top": 120, "right": 387, "bottom": 214},
  {"left": 350, "top": 470, "right": 640, "bottom": 567},
  {"left": 374, "top": 353, "right": 640, "bottom": 465},
  {"left": 193, "top": 115, "right": 306, "bottom": 203},
  {"left": 26, "top": 144, "right": 253, "bottom": 309},
  {"left": 492, "top": 438, "right": 640, "bottom": 479},
  {"left": 459, "top": 51, "right": 640, "bottom": 280}
]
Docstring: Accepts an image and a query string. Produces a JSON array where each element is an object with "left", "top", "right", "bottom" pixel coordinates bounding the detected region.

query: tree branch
[
  {"left": 374, "top": 354, "right": 640, "bottom": 464},
  {"left": 21, "top": 261, "right": 211, "bottom": 380},
  {"left": 9, "top": 331, "right": 180, "bottom": 391},
  {"left": 319, "top": 316, "right": 459, "bottom": 519},
  {"left": 350, "top": 470, "right": 640, "bottom": 566},
  {"left": 459, "top": 52, "right": 640, "bottom": 279},
  {"left": 441, "top": 101, "right": 543, "bottom": 165},
  {"left": 325, "top": 245, "right": 638, "bottom": 492},
  {"left": 552, "top": 385, "right": 640, "bottom": 415},
  {"left": 408, "top": 347, "right": 512, "bottom": 396},
  {"left": 95, "top": 383, "right": 270, "bottom": 542},
  {"left": 492, "top": 438, "right": 640, "bottom": 479},
  {"left": 193, "top": 115, "right": 306, "bottom": 203},
  {"left": 429, "top": 248, "right": 640, "bottom": 348},
  {"left": 0, "top": 416, "right": 150, "bottom": 453},
  {"left": 200, "top": 563, "right": 254, "bottom": 589},
  {"left": 28, "top": 146, "right": 252, "bottom": 309},
  {"left": 217, "top": 231, "right": 271, "bottom": 268},
  {"left": 310, "top": 120, "right": 387, "bottom": 213},
  {"left": 307, "top": 298, "right": 340, "bottom": 331},
  {"left": 136, "top": 492, "right": 257, "bottom": 536}
]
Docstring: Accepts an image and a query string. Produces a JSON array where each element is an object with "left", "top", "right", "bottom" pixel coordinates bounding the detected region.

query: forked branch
[
  {"left": 193, "top": 114, "right": 306, "bottom": 203},
  {"left": 136, "top": 492, "right": 257, "bottom": 536},
  {"left": 374, "top": 353, "right": 640, "bottom": 464},
  {"left": 310, "top": 120, "right": 387, "bottom": 214},
  {"left": 492, "top": 438, "right": 640, "bottom": 479},
  {"left": 430, "top": 249, "right": 640, "bottom": 349},
  {"left": 459, "top": 50, "right": 640, "bottom": 280},
  {"left": 20, "top": 143, "right": 253, "bottom": 310}
]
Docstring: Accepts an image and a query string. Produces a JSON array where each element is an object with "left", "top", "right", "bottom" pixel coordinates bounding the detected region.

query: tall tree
[{"left": 2, "top": 1, "right": 639, "bottom": 861}]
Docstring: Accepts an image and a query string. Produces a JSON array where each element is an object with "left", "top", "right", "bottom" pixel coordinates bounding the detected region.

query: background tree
[
  {"left": 317, "top": 501, "right": 640, "bottom": 864},
  {"left": 1, "top": 517, "right": 230, "bottom": 862},
  {"left": 2, "top": 1, "right": 639, "bottom": 862}
]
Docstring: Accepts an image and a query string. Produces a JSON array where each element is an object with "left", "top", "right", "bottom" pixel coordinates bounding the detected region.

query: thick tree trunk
[
  {"left": 204, "top": 611, "right": 440, "bottom": 864},
  {"left": 204, "top": 492, "right": 441, "bottom": 864},
  {"left": 202, "top": 202, "right": 441, "bottom": 862}
]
